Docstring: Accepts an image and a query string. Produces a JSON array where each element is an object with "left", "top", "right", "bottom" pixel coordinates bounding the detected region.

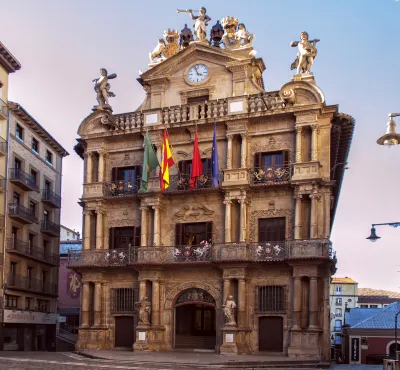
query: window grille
[
  {"left": 111, "top": 288, "right": 138, "bottom": 313},
  {"left": 256, "top": 286, "right": 285, "bottom": 313}
]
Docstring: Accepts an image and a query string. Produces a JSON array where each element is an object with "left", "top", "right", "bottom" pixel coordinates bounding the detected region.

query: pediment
[
  {"left": 279, "top": 80, "right": 325, "bottom": 106},
  {"left": 77, "top": 110, "right": 117, "bottom": 137}
]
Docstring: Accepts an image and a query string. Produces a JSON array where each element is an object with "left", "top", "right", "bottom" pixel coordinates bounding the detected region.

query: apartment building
[{"left": 3, "top": 102, "right": 68, "bottom": 351}]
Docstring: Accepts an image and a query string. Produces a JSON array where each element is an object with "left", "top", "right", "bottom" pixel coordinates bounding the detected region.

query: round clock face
[{"left": 187, "top": 64, "right": 209, "bottom": 83}]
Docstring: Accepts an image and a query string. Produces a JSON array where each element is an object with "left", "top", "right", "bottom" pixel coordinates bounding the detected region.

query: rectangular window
[
  {"left": 110, "top": 288, "right": 138, "bottom": 313},
  {"left": 177, "top": 159, "right": 212, "bottom": 189},
  {"left": 5, "top": 295, "right": 18, "bottom": 308},
  {"left": 335, "top": 308, "right": 342, "bottom": 317},
  {"left": 29, "top": 201, "right": 36, "bottom": 216},
  {"left": 109, "top": 226, "right": 141, "bottom": 249},
  {"left": 335, "top": 286, "right": 342, "bottom": 295},
  {"left": 46, "top": 150, "right": 53, "bottom": 165},
  {"left": 360, "top": 304, "right": 368, "bottom": 308},
  {"left": 43, "top": 209, "right": 49, "bottom": 223},
  {"left": 370, "top": 304, "right": 378, "bottom": 308},
  {"left": 32, "top": 138, "right": 39, "bottom": 153},
  {"left": 27, "top": 266, "right": 33, "bottom": 280},
  {"left": 256, "top": 286, "right": 285, "bottom": 313},
  {"left": 253, "top": 151, "right": 290, "bottom": 183},
  {"left": 43, "top": 240, "right": 49, "bottom": 257},
  {"left": 335, "top": 297, "right": 342, "bottom": 305},
  {"left": 175, "top": 222, "right": 212, "bottom": 246},
  {"left": 25, "top": 297, "right": 33, "bottom": 310},
  {"left": 16, "top": 124, "right": 23, "bottom": 141},
  {"left": 13, "top": 192, "right": 20, "bottom": 204},
  {"left": 30, "top": 169, "right": 37, "bottom": 186},
  {"left": 37, "top": 299, "right": 49, "bottom": 312},
  {"left": 187, "top": 95, "right": 209, "bottom": 104},
  {"left": 45, "top": 180, "right": 51, "bottom": 192},
  {"left": 258, "top": 217, "right": 286, "bottom": 242},
  {"left": 334, "top": 319, "right": 342, "bottom": 331},
  {"left": 14, "top": 157, "right": 21, "bottom": 170},
  {"left": 28, "top": 234, "right": 35, "bottom": 254},
  {"left": 334, "top": 333, "right": 342, "bottom": 345}
]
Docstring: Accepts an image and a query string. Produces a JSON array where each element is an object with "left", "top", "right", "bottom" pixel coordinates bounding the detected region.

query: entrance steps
[{"left": 175, "top": 335, "right": 216, "bottom": 350}]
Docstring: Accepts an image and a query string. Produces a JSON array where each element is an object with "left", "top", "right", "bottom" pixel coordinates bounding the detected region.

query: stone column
[
  {"left": 81, "top": 282, "right": 90, "bottom": 327},
  {"left": 295, "top": 126, "right": 303, "bottom": 162},
  {"left": 140, "top": 206, "right": 149, "bottom": 247},
  {"left": 294, "top": 195, "right": 302, "bottom": 240},
  {"left": 102, "top": 283, "right": 108, "bottom": 326},
  {"left": 308, "top": 277, "right": 319, "bottom": 330},
  {"left": 86, "top": 152, "right": 93, "bottom": 183},
  {"left": 311, "top": 124, "right": 318, "bottom": 161},
  {"left": 310, "top": 192, "right": 320, "bottom": 239},
  {"left": 98, "top": 150, "right": 106, "bottom": 182},
  {"left": 224, "top": 199, "right": 232, "bottom": 243},
  {"left": 238, "top": 279, "right": 246, "bottom": 327},
  {"left": 94, "top": 282, "right": 102, "bottom": 327},
  {"left": 223, "top": 278, "right": 231, "bottom": 302},
  {"left": 152, "top": 280, "right": 160, "bottom": 327},
  {"left": 239, "top": 198, "right": 247, "bottom": 242},
  {"left": 240, "top": 133, "right": 248, "bottom": 168},
  {"left": 226, "top": 134, "right": 233, "bottom": 169},
  {"left": 292, "top": 276, "right": 302, "bottom": 330},
  {"left": 83, "top": 211, "right": 92, "bottom": 250},
  {"left": 139, "top": 280, "right": 147, "bottom": 301},
  {"left": 96, "top": 209, "right": 103, "bottom": 249},
  {"left": 152, "top": 205, "right": 161, "bottom": 247}
]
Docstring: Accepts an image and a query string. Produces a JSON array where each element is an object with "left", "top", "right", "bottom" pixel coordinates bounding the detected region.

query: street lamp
[
  {"left": 366, "top": 222, "right": 400, "bottom": 242},
  {"left": 377, "top": 113, "right": 400, "bottom": 148}
]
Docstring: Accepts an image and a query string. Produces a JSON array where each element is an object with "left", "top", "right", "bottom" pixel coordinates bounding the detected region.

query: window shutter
[
  {"left": 134, "top": 226, "right": 141, "bottom": 247},
  {"left": 206, "top": 222, "right": 213, "bottom": 242},
  {"left": 136, "top": 165, "right": 142, "bottom": 179},
  {"left": 282, "top": 150, "right": 289, "bottom": 166},
  {"left": 109, "top": 228, "right": 115, "bottom": 249},
  {"left": 111, "top": 167, "right": 118, "bottom": 181},
  {"left": 175, "top": 223, "right": 183, "bottom": 245},
  {"left": 254, "top": 153, "right": 261, "bottom": 168}
]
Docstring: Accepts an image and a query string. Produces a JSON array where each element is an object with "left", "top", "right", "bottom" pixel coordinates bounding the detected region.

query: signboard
[
  {"left": 4, "top": 310, "right": 58, "bottom": 325},
  {"left": 351, "top": 337, "right": 360, "bottom": 362},
  {"left": 58, "top": 316, "right": 67, "bottom": 323}
]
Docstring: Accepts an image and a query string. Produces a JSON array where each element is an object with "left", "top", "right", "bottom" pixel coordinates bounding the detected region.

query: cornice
[{"left": 0, "top": 42, "right": 21, "bottom": 73}]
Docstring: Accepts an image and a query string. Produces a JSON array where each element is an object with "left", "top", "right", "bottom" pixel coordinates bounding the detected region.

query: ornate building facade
[{"left": 71, "top": 19, "right": 354, "bottom": 361}]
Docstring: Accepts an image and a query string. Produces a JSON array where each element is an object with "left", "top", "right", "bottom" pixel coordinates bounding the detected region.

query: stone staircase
[{"left": 175, "top": 335, "right": 216, "bottom": 350}]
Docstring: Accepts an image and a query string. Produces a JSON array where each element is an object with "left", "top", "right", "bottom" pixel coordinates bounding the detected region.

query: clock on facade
[{"left": 187, "top": 64, "right": 209, "bottom": 83}]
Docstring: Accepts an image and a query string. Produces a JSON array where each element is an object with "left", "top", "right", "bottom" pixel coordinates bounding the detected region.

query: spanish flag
[{"left": 160, "top": 129, "right": 175, "bottom": 191}]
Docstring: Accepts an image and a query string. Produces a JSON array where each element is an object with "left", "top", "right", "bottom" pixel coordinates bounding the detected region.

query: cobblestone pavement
[{"left": 0, "top": 352, "right": 385, "bottom": 370}]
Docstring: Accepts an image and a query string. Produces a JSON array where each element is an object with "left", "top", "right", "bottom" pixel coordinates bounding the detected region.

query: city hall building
[{"left": 70, "top": 16, "right": 354, "bottom": 361}]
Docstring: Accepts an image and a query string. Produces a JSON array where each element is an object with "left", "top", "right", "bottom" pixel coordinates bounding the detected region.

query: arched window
[{"left": 389, "top": 342, "right": 400, "bottom": 356}]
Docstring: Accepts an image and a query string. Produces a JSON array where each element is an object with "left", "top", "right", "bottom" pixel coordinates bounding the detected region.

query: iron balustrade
[
  {"left": 250, "top": 165, "right": 291, "bottom": 185},
  {"left": 7, "top": 238, "right": 58, "bottom": 266},
  {"left": 7, "top": 274, "right": 57, "bottom": 295},
  {"left": 166, "top": 171, "right": 216, "bottom": 192},
  {"left": 42, "top": 188, "right": 61, "bottom": 208},
  {"left": 41, "top": 219, "right": 60, "bottom": 236},
  {"left": 8, "top": 203, "right": 38, "bottom": 223},
  {"left": 9, "top": 168, "right": 39, "bottom": 191},
  {"left": 67, "top": 239, "right": 335, "bottom": 267},
  {"left": 110, "top": 288, "right": 138, "bottom": 313},
  {"left": 104, "top": 178, "right": 141, "bottom": 197}
]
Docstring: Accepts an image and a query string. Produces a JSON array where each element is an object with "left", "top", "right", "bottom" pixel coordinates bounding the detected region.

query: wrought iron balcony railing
[
  {"left": 7, "top": 238, "right": 59, "bottom": 266},
  {"left": 8, "top": 203, "right": 38, "bottom": 224},
  {"left": 42, "top": 188, "right": 61, "bottom": 208},
  {"left": 67, "top": 239, "right": 335, "bottom": 267},
  {"left": 104, "top": 178, "right": 141, "bottom": 197},
  {"left": 7, "top": 274, "right": 58, "bottom": 295},
  {"left": 166, "top": 171, "right": 221, "bottom": 192},
  {"left": 250, "top": 165, "right": 291, "bottom": 185},
  {"left": 41, "top": 220, "right": 60, "bottom": 236},
  {"left": 9, "top": 168, "right": 39, "bottom": 191}
]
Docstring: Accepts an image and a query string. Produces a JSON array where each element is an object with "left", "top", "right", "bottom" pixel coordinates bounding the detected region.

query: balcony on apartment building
[
  {"left": 8, "top": 203, "right": 38, "bottom": 224},
  {"left": 0, "top": 136, "right": 7, "bottom": 156},
  {"left": 9, "top": 168, "right": 39, "bottom": 191},
  {"left": 0, "top": 98, "right": 7, "bottom": 120},
  {"left": 6, "top": 238, "right": 59, "bottom": 266},
  {"left": 7, "top": 274, "right": 58, "bottom": 296},
  {"left": 67, "top": 239, "right": 335, "bottom": 268},
  {"left": 40, "top": 220, "right": 60, "bottom": 237},
  {"left": 42, "top": 188, "right": 61, "bottom": 208}
]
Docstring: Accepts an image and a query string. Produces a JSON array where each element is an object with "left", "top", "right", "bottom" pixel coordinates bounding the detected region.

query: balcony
[
  {"left": 250, "top": 165, "right": 291, "bottom": 186},
  {"left": 41, "top": 220, "right": 60, "bottom": 237},
  {"left": 9, "top": 168, "right": 39, "bottom": 191},
  {"left": 7, "top": 274, "right": 58, "bottom": 296},
  {"left": 83, "top": 182, "right": 104, "bottom": 199},
  {"left": 67, "top": 239, "right": 335, "bottom": 268},
  {"left": 166, "top": 171, "right": 217, "bottom": 192},
  {"left": 8, "top": 203, "right": 38, "bottom": 224},
  {"left": 104, "top": 178, "right": 140, "bottom": 197},
  {"left": 0, "top": 98, "right": 7, "bottom": 120},
  {"left": 0, "top": 137, "right": 7, "bottom": 156},
  {"left": 0, "top": 175, "right": 5, "bottom": 192},
  {"left": 42, "top": 188, "right": 61, "bottom": 208},
  {"left": 7, "top": 238, "right": 59, "bottom": 266}
]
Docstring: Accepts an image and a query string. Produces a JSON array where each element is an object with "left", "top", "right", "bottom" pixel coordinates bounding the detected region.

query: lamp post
[
  {"left": 366, "top": 222, "right": 400, "bottom": 242},
  {"left": 377, "top": 113, "right": 400, "bottom": 147}
]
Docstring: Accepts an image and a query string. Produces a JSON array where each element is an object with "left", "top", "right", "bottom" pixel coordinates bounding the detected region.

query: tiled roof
[
  {"left": 350, "top": 302, "right": 400, "bottom": 329},
  {"left": 358, "top": 288, "right": 400, "bottom": 299},
  {"left": 332, "top": 277, "right": 358, "bottom": 284},
  {"left": 345, "top": 308, "right": 382, "bottom": 327},
  {"left": 60, "top": 242, "right": 82, "bottom": 255}
]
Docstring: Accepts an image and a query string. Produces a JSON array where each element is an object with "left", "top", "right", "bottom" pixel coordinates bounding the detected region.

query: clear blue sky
[{"left": 1, "top": 0, "right": 399, "bottom": 291}]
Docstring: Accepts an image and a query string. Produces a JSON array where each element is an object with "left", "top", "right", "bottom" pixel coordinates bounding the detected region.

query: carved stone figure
[
  {"left": 149, "top": 39, "right": 166, "bottom": 63},
  {"left": 93, "top": 68, "right": 117, "bottom": 107},
  {"left": 162, "top": 29, "right": 180, "bottom": 58},
  {"left": 221, "top": 16, "right": 240, "bottom": 49},
  {"left": 223, "top": 295, "right": 236, "bottom": 325},
  {"left": 178, "top": 7, "right": 211, "bottom": 42},
  {"left": 136, "top": 296, "right": 151, "bottom": 324},
  {"left": 290, "top": 31, "right": 319, "bottom": 74},
  {"left": 236, "top": 23, "right": 254, "bottom": 48}
]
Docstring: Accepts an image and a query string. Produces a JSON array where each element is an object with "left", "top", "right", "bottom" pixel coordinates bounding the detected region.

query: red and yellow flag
[{"left": 160, "top": 129, "right": 175, "bottom": 191}]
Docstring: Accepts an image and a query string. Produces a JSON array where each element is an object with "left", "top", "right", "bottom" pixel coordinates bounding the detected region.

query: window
[
  {"left": 360, "top": 304, "right": 368, "bottom": 308},
  {"left": 67, "top": 231, "right": 70, "bottom": 236},
  {"left": 45, "top": 180, "right": 51, "bottom": 192},
  {"left": 16, "top": 124, "right": 23, "bottom": 141},
  {"left": 175, "top": 222, "right": 212, "bottom": 246},
  {"left": 5, "top": 295, "right": 18, "bottom": 309},
  {"left": 25, "top": 297, "right": 33, "bottom": 310},
  {"left": 27, "top": 266, "right": 33, "bottom": 280},
  {"left": 256, "top": 286, "right": 285, "bottom": 313},
  {"left": 335, "top": 286, "right": 342, "bottom": 295},
  {"left": 13, "top": 192, "right": 20, "bottom": 205},
  {"left": 335, "top": 308, "right": 342, "bottom": 317},
  {"left": 176, "top": 159, "right": 212, "bottom": 189},
  {"left": 30, "top": 169, "right": 37, "bottom": 186},
  {"left": 29, "top": 201, "right": 36, "bottom": 216},
  {"left": 28, "top": 234, "right": 35, "bottom": 254},
  {"left": 43, "top": 240, "right": 49, "bottom": 257},
  {"left": 334, "top": 319, "right": 342, "bottom": 331},
  {"left": 37, "top": 299, "right": 49, "bottom": 312},
  {"left": 335, "top": 298, "right": 342, "bottom": 305},
  {"left": 32, "top": 138, "right": 39, "bottom": 153},
  {"left": 10, "top": 262, "right": 17, "bottom": 277},
  {"left": 253, "top": 151, "right": 290, "bottom": 183},
  {"left": 41, "top": 271, "right": 47, "bottom": 292},
  {"left": 111, "top": 165, "right": 142, "bottom": 182},
  {"left": 179, "top": 158, "right": 211, "bottom": 174},
  {"left": 370, "top": 304, "right": 378, "bottom": 308},
  {"left": 46, "top": 150, "right": 53, "bottom": 165},
  {"left": 258, "top": 217, "right": 286, "bottom": 242},
  {"left": 109, "top": 226, "right": 141, "bottom": 249},
  {"left": 110, "top": 288, "right": 138, "bottom": 313},
  {"left": 187, "top": 95, "right": 209, "bottom": 104},
  {"left": 43, "top": 209, "right": 49, "bottom": 224},
  {"left": 334, "top": 333, "right": 342, "bottom": 345},
  {"left": 14, "top": 157, "right": 21, "bottom": 170}
]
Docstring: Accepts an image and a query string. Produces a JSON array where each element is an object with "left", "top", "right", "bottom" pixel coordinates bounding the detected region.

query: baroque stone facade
[{"left": 71, "top": 40, "right": 354, "bottom": 362}]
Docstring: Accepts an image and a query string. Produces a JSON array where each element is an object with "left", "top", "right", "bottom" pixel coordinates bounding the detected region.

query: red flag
[{"left": 190, "top": 130, "right": 203, "bottom": 189}]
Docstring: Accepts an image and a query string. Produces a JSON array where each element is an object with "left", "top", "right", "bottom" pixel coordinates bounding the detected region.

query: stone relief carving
[
  {"left": 176, "top": 288, "right": 216, "bottom": 305},
  {"left": 174, "top": 205, "right": 214, "bottom": 221},
  {"left": 107, "top": 218, "right": 139, "bottom": 228}
]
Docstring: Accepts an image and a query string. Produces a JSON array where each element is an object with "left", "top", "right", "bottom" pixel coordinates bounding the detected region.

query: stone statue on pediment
[
  {"left": 290, "top": 31, "right": 320, "bottom": 74},
  {"left": 92, "top": 68, "right": 117, "bottom": 108},
  {"left": 149, "top": 39, "right": 166, "bottom": 63},
  {"left": 177, "top": 7, "right": 211, "bottom": 43}
]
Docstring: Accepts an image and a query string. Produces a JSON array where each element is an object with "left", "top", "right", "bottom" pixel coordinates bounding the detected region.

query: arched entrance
[{"left": 174, "top": 288, "right": 216, "bottom": 350}]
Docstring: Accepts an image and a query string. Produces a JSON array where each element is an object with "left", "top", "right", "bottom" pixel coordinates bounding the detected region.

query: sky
[{"left": 1, "top": 0, "right": 399, "bottom": 291}]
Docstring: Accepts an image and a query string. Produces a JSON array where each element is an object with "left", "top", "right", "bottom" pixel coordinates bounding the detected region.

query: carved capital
[
  {"left": 295, "top": 126, "right": 303, "bottom": 134},
  {"left": 223, "top": 199, "right": 232, "bottom": 206},
  {"left": 83, "top": 210, "right": 93, "bottom": 216},
  {"left": 310, "top": 123, "right": 318, "bottom": 132},
  {"left": 98, "top": 148, "right": 107, "bottom": 156},
  {"left": 226, "top": 134, "right": 234, "bottom": 141}
]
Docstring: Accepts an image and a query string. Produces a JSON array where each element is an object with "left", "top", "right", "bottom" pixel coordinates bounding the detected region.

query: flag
[
  {"left": 211, "top": 119, "right": 220, "bottom": 187},
  {"left": 190, "top": 129, "right": 203, "bottom": 189},
  {"left": 160, "top": 129, "right": 175, "bottom": 191},
  {"left": 141, "top": 132, "right": 159, "bottom": 191}
]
